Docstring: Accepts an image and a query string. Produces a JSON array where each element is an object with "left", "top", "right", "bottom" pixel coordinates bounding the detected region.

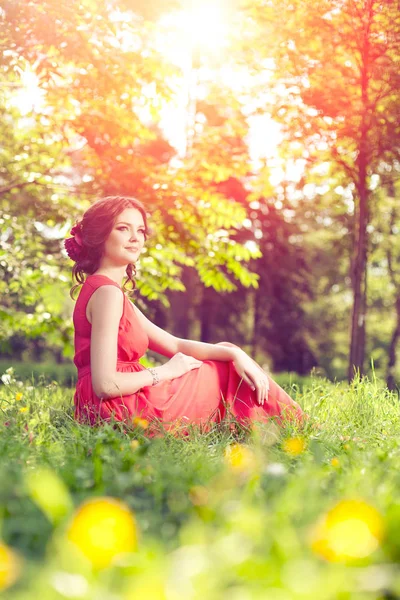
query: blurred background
[{"left": 1, "top": 0, "right": 399, "bottom": 388}]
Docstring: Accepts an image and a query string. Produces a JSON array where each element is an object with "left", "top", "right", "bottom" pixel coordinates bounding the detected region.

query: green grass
[{"left": 1, "top": 369, "right": 400, "bottom": 599}]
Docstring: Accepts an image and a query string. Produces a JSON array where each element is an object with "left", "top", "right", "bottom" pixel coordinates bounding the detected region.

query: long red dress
[{"left": 73, "top": 274, "right": 305, "bottom": 436}]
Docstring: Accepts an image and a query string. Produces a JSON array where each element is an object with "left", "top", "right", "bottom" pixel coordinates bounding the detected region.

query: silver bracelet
[{"left": 148, "top": 367, "right": 160, "bottom": 386}]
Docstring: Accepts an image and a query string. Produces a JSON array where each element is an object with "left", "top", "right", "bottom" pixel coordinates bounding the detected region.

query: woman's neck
[{"left": 91, "top": 269, "right": 125, "bottom": 286}]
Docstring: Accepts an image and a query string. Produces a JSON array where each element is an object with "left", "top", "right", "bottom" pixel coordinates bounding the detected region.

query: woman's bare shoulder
[{"left": 86, "top": 284, "right": 124, "bottom": 325}]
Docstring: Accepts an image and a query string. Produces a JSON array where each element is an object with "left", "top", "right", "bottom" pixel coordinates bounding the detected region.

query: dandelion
[
  {"left": 224, "top": 443, "right": 256, "bottom": 473},
  {"left": 331, "top": 458, "right": 340, "bottom": 468},
  {"left": 282, "top": 437, "right": 307, "bottom": 456},
  {"left": 311, "top": 499, "right": 384, "bottom": 562},
  {"left": 132, "top": 417, "right": 149, "bottom": 430},
  {"left": 0, "top": 541, "right": 21, "bottom": 591},
  {"left": 15, "top": 393, "right": 23, "bottom": 401},
  {"left": 67, "top": 497, "right": 138, "bottom": 569},
  {"left": 19, "top": 407, "right": 28, "bottom": 413}
]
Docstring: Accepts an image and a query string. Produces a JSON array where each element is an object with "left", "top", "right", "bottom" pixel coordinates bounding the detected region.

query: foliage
[{"left": 0, "top": 0, "right": 261, "bottom": 359}]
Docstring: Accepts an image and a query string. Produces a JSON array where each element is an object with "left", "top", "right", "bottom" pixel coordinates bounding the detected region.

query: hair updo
[{"left": 67, "top": 195, "right": 152, "bottom": 300}]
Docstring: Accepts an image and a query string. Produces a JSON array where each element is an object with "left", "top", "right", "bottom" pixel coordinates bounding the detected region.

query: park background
[
  {"left": 1, "top": 2, "right": 400, "bottom": 599},
  {"left": 2, "top": 0, "right": 400, "bottom": 389}
]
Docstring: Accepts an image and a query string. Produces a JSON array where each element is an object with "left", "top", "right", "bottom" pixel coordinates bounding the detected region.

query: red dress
[{"left": 73, "top": 274, "right": 305, "bottom": 436}]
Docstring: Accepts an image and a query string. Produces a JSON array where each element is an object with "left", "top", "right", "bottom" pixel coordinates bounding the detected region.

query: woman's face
[{"left": 103, "top": 207, "right": 146, "bottom": 265}]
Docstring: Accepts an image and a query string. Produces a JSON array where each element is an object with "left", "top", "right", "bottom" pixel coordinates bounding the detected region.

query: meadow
[{"left": 1, "top": 367, "right": 400, "bottom": 599}]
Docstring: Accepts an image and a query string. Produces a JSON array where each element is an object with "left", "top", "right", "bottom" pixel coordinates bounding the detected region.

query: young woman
[{"left": 66, "top": 195, "right": 305, "bottom": 436}]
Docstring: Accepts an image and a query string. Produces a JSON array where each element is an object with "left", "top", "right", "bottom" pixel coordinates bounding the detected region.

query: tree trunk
[
  {"left": 348, "top": 154, "right": 369, "bottom": 381},
  {"left": 169, "top": 265, "right": 194, "bottom": 339},
  {"left": 348, "top": 5, "right": 372, "bottom": 382},
  {"left": 386, "top": 197, "right": 400, "bottom": 392},
  {"left": 252, "top": 288, "right": 261, "bottom": 359},
  {"left": 200, "top": 286, "right": 214, "bottom": 342}
]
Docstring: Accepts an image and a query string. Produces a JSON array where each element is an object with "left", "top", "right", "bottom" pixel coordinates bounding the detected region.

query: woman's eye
[{"left": 118, "top": 227, "right": 146, "bottom": 234}]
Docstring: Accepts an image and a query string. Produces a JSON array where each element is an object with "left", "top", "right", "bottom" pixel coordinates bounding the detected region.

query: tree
[
  {"left": 240, "top": 0, "right": 400, "bottom": 380},
  {"left": 0, "top": 0, "right": 261, "bottom": 359}
]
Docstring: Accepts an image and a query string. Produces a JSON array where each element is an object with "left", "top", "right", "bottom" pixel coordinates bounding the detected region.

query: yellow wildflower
[
  {"left": 331, "top": 458, "right": 340, "bottom": 468},
  {"left": 224, "top": 443, "right": 256, "bottom": 473},
  {"left": 15, "top": 393, "right": 23, "bottom": 402},
  {"left": 133, "top": 417, "right": 149, "bottom": 430},
  {"left": 67, "top": 497, "right": 138, "bottom": 570},
  {"left": 282, "top": 436, "right": 307, "bottom": 456},
  {"left": 311, "top": 499, "right": 384, "bottom": 562},
  {"left": 19, "top": 407, "right": 28, "bottom": 413},
  {"left": 0, "top": 541, "right": 21, "bottom": 591}
]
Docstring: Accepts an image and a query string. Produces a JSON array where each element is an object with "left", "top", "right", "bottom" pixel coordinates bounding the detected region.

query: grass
[{"left": 1, "top": 367, "right": 400, "bottom": 599}]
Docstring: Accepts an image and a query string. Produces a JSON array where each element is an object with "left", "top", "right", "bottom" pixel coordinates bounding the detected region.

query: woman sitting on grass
[{"left": 65, "top": 195, "right": 306, "bottom": 436}]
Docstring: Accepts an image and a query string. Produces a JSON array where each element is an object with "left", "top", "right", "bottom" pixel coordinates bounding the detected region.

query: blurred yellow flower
[
  {"left": 67, "top": 497, "right": 138, "bottom": 570},
  {"left": 130, "top": 440, "right": 140, "bottom": 450},
  {"left": 15, "top": 393, "right": 23, "bottom": 401},
  {"left": 283, "top": 437, "right": 307, "bottom": 456},
  {"left": 0, "top": 542, "right": 21, "bottom": 591},
  {"left": 311, "top": 499, "right": 384, "bottom": 562},
  {"left": 19, "top": 407, "right": 28, "bottom": 413},
  {"left": 331, "top": 458, "right": 340, "bottom": 468},
  {"left": 133, "top": 417, "right": 149, "bottom": 430},
  {"left": 224, "top": 443, "right": 256, "bottom": 473}
]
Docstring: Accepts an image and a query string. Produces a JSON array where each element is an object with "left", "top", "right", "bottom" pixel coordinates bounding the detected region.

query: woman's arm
[
  {"left": 176, "top": 338, "right": 240, "bottom": 362},
  {"left": 90, "top": 286, "right": 169, "bottom": 399},
  {"left": 132, "top": 304, "right": 240, "bottom": 362},
  {"left": 90, "top": 287, "right": 202, "bottom": 400}
]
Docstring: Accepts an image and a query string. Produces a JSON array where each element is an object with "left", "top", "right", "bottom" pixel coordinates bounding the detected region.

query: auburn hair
[{"left": 68, "top": 196, "right": 152, "bottom": 300}]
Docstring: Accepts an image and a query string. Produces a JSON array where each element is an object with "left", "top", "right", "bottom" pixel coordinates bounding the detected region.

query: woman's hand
[
  {"left": 161, "top": 352, "right": 203, "bottom": 380},
  {"left": 232, "top": 351, "right": 270, "bottom": 406}
]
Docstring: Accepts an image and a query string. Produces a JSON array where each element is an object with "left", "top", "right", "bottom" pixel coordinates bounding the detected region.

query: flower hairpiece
[{"left": 64, "top": 221, "right": 84, "bottom": 261}]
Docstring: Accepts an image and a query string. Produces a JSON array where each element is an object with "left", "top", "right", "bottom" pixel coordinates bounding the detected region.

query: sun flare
[
  {"left": 158, "top": 1, "right": 231, "bottom": 60},
  {"left": 10, "top": 65, "right": 46, "bottom": 115}
]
